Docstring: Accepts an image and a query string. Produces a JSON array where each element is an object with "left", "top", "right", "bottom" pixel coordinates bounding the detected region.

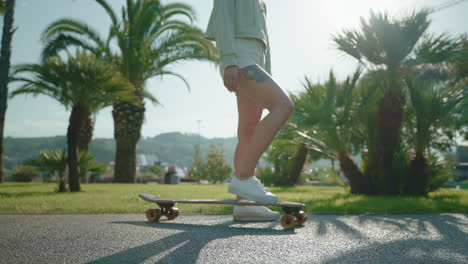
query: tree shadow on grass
[
  {"left": 273, "top": 186, "right": 345, "bottom": 194},
  {"left": 304, "top": 192, "right": 468, "bottom": 214},
  {"left": 0, "top": 191, "right": 62, "bottom": 198},
  {"left": 316, "top": 214, "right": 468, "bottom": 264},
  {"left": 88, "top": 219, "right": 295, "bottom": 264},
  {"left": 0, "top": 183, "right": 38, "bottom": 189}
]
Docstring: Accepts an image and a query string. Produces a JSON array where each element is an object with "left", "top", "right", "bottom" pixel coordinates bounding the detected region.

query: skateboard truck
[
  {"left": 280, "top": 207, "right": 307, "bottom": 229},
  {"left": 146, "top": 202, "right": 179, "bottom": 221}
]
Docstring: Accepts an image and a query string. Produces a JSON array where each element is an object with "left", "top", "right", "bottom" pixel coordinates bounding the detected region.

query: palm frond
[
  {"left": 405, "top": 74, "right": 462, "bottom": 152},
  {"left": 11, "top": 50, "right": 137, "bottom": 112},
  {"left": 40, "top": 0, "right": 216, "bottom": 110},
  {"left": 161, "top": 3, "right": 196, "bottom": 23},
  {"left": 95, "top": 0, "right": 119, "bottom": 27},
  {"left": 406, "top": 33, "right": 461, "bottom": 66},
  {"left": 0, "top": 0, "right": 5, "bottom": 15},
  {"left": 41, "top": 18, "right": 107, "bottom": 51},
  {"left": 41, "top": 34, "right": 100, "bottom": 62},
  {"left": 141, "top": 89, "right": 159, "bottom": 105},
  {"left": 333, "top": 9, "right": 431, "bottom": 69},
  {"left": 151, "top": 70, "right": 190, "bottom": 92}
]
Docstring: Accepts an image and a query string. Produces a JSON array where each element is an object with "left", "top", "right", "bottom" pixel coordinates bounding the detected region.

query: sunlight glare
[{"left": 302, "top": 0, "right": 401, "bottom": 31}]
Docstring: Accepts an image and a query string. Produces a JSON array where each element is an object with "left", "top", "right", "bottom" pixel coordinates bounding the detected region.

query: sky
[{"left": 2, "top": 0, "right": 467, "bottom": 144}]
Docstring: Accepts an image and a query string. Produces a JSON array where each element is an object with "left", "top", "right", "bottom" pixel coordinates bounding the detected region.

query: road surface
[{"left": 0, "top": 214, "right": 467, "bottom": 263}]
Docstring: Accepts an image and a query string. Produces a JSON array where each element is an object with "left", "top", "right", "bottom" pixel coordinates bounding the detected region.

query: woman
[{"left": 205, "top": 0, "right": 295, "bottom": 221}]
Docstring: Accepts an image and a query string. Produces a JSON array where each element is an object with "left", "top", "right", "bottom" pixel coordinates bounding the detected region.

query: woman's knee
[
  {"left": 272, "top": 97, "right": 295, "bottom": 119},
  {"left": 237, "top": 125, "right": 256, "bottom": 143}
]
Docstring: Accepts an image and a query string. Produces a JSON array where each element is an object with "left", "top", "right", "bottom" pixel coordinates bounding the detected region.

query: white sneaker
[
  {"left": 233, "top": 205, "right": 280, "bottom": 221},
  {"left": 228, "top": 176, "right": 278, "bottom": 204}
]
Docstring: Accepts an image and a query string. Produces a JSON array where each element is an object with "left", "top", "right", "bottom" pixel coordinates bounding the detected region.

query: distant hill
[
  {"left": 3, "top": 132, "right": 239, "bottom": 169},
  {"left": 3, "top": 132, "right": 343, "bottom": 171}
]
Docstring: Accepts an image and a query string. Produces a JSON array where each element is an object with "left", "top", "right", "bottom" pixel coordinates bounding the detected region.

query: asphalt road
[{"left": 0, "top": 213, "right": 467, "bottom": 264}]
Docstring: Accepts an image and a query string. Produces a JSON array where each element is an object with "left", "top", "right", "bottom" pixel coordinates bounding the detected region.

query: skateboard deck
[{"left": 139, "top": 193, "right": 307, "bottom": 230}]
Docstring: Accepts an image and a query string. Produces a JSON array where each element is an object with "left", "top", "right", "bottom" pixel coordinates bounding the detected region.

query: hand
[{"left": 223, "top": 65, "right": 240, "bottom": 93}]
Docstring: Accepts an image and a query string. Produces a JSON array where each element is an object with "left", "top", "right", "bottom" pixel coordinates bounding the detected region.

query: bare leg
[
  {"left": 233, "top": 90, "right": 263, "bottom": 200},
  {"left": 235, "top": 65, "right": 295, "bottom": 180}
]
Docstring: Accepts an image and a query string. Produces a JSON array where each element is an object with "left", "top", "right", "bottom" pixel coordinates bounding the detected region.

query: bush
[
  {"left": 188, "top": 144, "right": 205, "bottom": 182},
  {"left": 296, "top": 171, "right": 309, "bottom": 185},
  {"left": 257, "top": 165, "right": 311, "bottom": 187},
  {"left": 204, "top": 144, "right": 232, "bottom": 183},
  {"left": 143, "top": 165, "right": 164, "bottom": 177},
  {"left": 188, "top": 144, "right": 232, "bottom": 184},
  {"left": 11, "top": 165, "right": 40, "bottom": 182},
  {"left": 393, "top": 146, "right": 412, "bottom": 193},
  {"left": 427, "top": 153, "right": 453, "bottom": 192},
  {"left": 257, "top": 166, "right": 277, "bottom": 186},
  {"left": 256, "top": 166, "right": 291, "bottom": 186},
  {"left": 311, "top": 168, "right": 346, "bottom": 186},
  {"left": 136, "top": 172, "right": 159, "bottom": 183},
  {"left": 459, "top": 181, "right": 468, "bottom": 189}
]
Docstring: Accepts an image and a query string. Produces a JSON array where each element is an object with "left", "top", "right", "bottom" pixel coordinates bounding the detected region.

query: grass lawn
[{"left": 0, "top": 183, "right": 467, "bottom": 214}]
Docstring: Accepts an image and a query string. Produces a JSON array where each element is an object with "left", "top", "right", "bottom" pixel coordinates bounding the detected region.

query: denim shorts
[{"left": 218, "top": 38, "right": 267, "bottom": 78}]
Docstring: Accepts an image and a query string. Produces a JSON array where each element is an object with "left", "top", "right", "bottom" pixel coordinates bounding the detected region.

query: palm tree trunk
[
  {"left": 407, "top": 151, "right": 429, "bottom": 195},
  {"left": 114, "top": 138, "right": 138, "bottom": 182},
  {"left": 67, "top": 104, "right": 89, "bottom": 192},
  {"left": 0, "top": 0, "right": 16, "bottom": 183},
  {"left": 58, "top": 172, "right": 67, "bottom": 192},
  {"left": 338, "top": 152, "right": 371, "bottom": 194},
  {"left": 374, "top": 89, "right": 404, "bottom": 195},
  {"left": 112, "top": 101, "right": 145, "bottom": 183},
  {"left": 78, "top": 114, "right": 93, "bottom": 183},
  {"left": 0, "top": 121, "right": 4, "bottom": 183},
  {"left": 287, "top": 143, "right": 308, "bottom": 185}
]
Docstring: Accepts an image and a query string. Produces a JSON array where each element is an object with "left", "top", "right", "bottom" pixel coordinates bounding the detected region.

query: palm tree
[
  {"left": 289, "top": 142, "right": 309, "bottom": 185},
  {"left": 24, "top": 149, "right": 109, "bottom": 192},
  {"left": 333, "top": 9, "right": 460, "bottom": 194},
  {"left": 264, "top": 117, "right": 309, "bottom": 186},
  {"left": 449, "top": 36, "right": 468, "bottom": 140},
  {"left": 77, "top": 150, "right": 109, "bottom": 181},
  {"left": 291, "top": 70, "right": 372, "bottom": 193},
  {"left": 39, "top": 0, "right": 217, "bottom": 182},
  {"left": 0, "top": 0, "right": 16, "bottom": 183},
  {"left": 404, "top": 75, "right": 463, "bottom": 195},
  {"left": 24, "top": 149, "right": 68, "bottom": 192},
  {"left": 454, "top": 36, "right": 468, "bottom": 80},
  {"left": 10, "top": 50, "right": 137, "bottom": 191}
]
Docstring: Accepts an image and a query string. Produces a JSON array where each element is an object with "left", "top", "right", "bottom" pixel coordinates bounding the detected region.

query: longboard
[{"left": 139, "top": 193, "right": 307, "bottom": 230}]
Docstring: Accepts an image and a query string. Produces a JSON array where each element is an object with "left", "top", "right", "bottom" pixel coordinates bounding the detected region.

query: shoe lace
[{"left": 253, "top": 177, "right": 269, "bottom": 193}]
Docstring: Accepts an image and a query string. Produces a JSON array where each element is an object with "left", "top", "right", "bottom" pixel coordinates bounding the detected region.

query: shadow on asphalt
[
  {"left": 312, "top": 214, "right": 468, "bottom": 264},
  {"left": 88, "top": 219, "right": 296, "bottom": 264},
  {"left": 87, "top": 214, "right": 467, "bottom": 263}
]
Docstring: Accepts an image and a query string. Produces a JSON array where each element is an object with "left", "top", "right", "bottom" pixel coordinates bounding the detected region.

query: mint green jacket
[{"left": 205, "top": 0, "right": 272, "bottom": 74}]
